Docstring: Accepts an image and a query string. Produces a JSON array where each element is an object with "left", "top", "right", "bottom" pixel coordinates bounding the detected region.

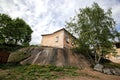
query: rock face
[
  {"left": 20, "top": 47, "right": 91, "bottom": 68},
  {"left": 114, "top": 68, "right": 120, "bottom": 76},
  {"left": 103, "top": 68, "right": 112, "bottom": 75},
  {"left": 94, "top": 64, "right": 120, "bottom": 76},
  {"left": 94, "top": 64, "right": 103, "bottom": 72}
]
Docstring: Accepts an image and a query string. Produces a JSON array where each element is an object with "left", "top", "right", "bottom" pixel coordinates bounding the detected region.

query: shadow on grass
[
  {"left": 0, "top": 64, "right": 80, "bottom": 80},
  {"left": 0, "top": 44, "right": 26, "bottom": 52},
  {"left": 0, "top": 63, "right": 21, "bottom": 69}
]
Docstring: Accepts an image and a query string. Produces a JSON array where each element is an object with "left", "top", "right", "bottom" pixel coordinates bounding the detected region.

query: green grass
[
  {"left": 8, "top": 50, "right": 30, "bottom": 63},
  {"left": 103, "top": 62, "right": 120, "bottom": 69},
  {"left": 0, "top": 64, "right": 81, "bottom": 80}
]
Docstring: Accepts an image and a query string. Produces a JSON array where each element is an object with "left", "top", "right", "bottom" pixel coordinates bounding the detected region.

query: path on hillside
[{"left": 58, "top": 68, "right": 120, "bottom": 80}]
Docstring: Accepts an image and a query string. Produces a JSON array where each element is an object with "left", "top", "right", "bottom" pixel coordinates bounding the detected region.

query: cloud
[{"left": 0, "top": 0, "right": 120, "bottom": 45}]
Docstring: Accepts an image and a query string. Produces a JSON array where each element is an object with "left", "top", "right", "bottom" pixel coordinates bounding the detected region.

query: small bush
[
  {"left": 8, "top": 51, "right": 30, "bottom": 63},
  {"left": 103, "top": 62, "right": 120, "bottom": 69},
  {"left": 0, "top": 64, "right": 80, "bottom": 80}
]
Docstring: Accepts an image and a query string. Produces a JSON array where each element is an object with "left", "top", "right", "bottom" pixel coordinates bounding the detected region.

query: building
[
  {"left": 115, "top": 42, "right": 120, "bottom": 58},
  {"left": 108, "top": 42, "right": 120, "bottom": 63},
  {"left": 41, "top": 28, "right": 77, "bottom": 48}
]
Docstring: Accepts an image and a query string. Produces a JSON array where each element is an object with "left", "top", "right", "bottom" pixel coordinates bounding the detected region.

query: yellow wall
[
  {"left": 41, "top": 30, "right": 64, "bottom": 48},
  {"left": 107, "top": 48, "right": 120, "bottom": 63},
  {"left": 41, "top": 29, "right": 75, "bottom": 48},
  {"left": 116, "top": 48, "right": 120, "bottom": 55},
  {"left": 63, "top": 30, "right": 74, "bottom": 49}
]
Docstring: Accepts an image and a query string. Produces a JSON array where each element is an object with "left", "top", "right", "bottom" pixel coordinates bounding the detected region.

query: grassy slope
[
  {"left": 0, "top": 64, "right": 120, "bottom": 80},
  {"left": 0, "top": 64, "right": 99, "bottom": 80},
  {"left": 0, "top": 64, "right": 78, "bottom": 80},
  {"left": 3, "top": 46, "right": 120, "bottom": 80}
]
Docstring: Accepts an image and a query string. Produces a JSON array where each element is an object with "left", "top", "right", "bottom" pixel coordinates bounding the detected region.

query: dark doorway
[{"left": 0, "top": 51, "right": 10, "bottom": 63}]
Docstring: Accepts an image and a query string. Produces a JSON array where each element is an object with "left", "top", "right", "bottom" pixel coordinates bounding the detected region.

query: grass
[
  {"left": 0, "top": 64, "right": 99, "bottom": 80},
  {"left": 0, "top": 64, "right": 79, "bottom": 80},
  {"left": 8, "top": 50, "right": 30, "bottom": 63},
  {"left": 103, "top": 62, "right": 120, "bottom": 69}
]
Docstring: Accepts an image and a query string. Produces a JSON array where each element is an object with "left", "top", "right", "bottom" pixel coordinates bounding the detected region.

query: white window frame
[
  {"left": 66, "top": 36, "right": 69, "bottom": 43},
  {"left": 56, "top": 36, "right": 59, "bottom": 42}
]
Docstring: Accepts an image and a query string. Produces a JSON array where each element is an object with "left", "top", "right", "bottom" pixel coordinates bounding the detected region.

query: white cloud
[{"left": 0, "top": 0, "right": 120, "bottom": 45}]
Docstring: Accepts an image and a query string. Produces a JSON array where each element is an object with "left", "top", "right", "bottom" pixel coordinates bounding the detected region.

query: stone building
[
  {"left": 41, "top": 28, "right": 76, "bottom": 48},
  {"left": 114, "top": 43, "right": 120, "bottom": 57},
  {"left": 108, "top": 42, "right": 120, "bottom": 63}
]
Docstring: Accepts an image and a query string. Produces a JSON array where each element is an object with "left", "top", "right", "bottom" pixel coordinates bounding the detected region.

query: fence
[{"left": 0, "top": 51, "right": 10, "bottom": 63}]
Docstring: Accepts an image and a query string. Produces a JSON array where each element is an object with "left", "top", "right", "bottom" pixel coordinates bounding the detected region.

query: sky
[{"left": 0, "top": 0, "right": 120, "bottom": 45}]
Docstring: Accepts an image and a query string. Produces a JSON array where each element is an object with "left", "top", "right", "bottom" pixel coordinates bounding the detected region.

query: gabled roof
[
  {"left": 41, "top": 28, "right": 65, "bottom": 36},
  {"left": 41, "top": 28, "right": 77, "bottom": 39}
]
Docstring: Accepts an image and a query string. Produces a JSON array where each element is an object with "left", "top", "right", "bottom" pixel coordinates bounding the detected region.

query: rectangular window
[
  {"left": 71, "top": 42, "right": 74, "bottom": 46},
  {"left": 66, "top": 36, "right": 69, "bottom": 43},
  {"left": 71, "top": 39, "right": 75, "bottom": 46},
  {"left": 56, "top": 36, "right": 59, "bottom": 42},
  {"left": 115, "top": 43, "right": 120, "bottom": 48}
]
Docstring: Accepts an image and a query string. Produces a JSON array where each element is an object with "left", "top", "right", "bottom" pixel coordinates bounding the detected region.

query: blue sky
[{"left": 0, "top": 0, "right": 120, "bottom": 45}]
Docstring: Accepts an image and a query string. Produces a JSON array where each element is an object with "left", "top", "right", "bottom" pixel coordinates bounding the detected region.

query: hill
[
  {"left": 4, "top": 46, "right": 120, "bottom": 79},
  {"left": 8, "top": 46, "right": 91, "bottom": 68}
]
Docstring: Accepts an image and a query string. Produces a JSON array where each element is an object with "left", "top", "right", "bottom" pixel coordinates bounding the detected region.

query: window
[
  {"left": 66, "top": 36, "right": 69, "bottom": 43},
  {"left": 55, "top": 36, "right": 59, "bottom": 42},
  {"left": 115, "top": 55, "right": 120, "bottom": 60},
  {"left": 71, "top": 42, "right": 74, "bottom": 46},
  {"left": 115, "top": 43, "right": 120, "bottom": 48},
  {"left": 71, "top": 39, "right": 75, "bottom": 46}
]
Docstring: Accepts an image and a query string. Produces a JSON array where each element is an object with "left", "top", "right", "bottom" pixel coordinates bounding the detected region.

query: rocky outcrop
[
  {"left": 94, "top": 64, "right": 103, "bottom": 72},
  {"left": 103, "top": 68, "right": 112, "bottom": 75},
  {"left": 19, "top": 47, "right": 91, "bottom": 68},
  {"left": 94, "top": 64, "right": 120, "bottom": 76}
]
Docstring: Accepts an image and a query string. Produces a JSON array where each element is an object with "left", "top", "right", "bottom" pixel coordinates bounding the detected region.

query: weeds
[
  {"left": 103, "top": 62, "right": 120, "bottom": 69},
  {"left": 0, "top": 64, "right": 80, "bottom": 80}
]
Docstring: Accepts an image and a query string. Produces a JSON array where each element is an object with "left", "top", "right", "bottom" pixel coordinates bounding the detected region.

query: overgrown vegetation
[
  {"left": 0, "top": 13, "right": 33, "bottom": 51},
  {"left": 0, "top": 44, "right": 24, "bottom": 52},
  {"left": 103, "top": 62, "right": 120, "bottom": 69},
  {"left": 0, "top": 64, "right": 99, "bottom": 80},
  {"left": 8, "top": 50, "right": 30, "bottom": 63},
  {"left": 66, "top": 2, "right": 120, "bottom": 64}
]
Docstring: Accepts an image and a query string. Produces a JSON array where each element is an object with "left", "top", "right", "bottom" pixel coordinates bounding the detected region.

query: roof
[
  {"left": 41, "top": 28, "right": 64, "bottom": 36},
  {"left": 41, "top": 28, "right": 77, "bottom": 39}
]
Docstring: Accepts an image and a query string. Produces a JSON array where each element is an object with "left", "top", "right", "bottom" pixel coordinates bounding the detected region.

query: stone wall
[
  {"left": 41, "top": 30, "right": 64, "bottom": 48},
  {"left": 20, "top": 47, "right": 91, "bottom": 68},
  {"left": 41, "top": 29, "right": 76, "bottom": 49}
]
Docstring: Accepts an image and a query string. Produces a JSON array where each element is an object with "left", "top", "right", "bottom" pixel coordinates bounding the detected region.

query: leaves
[
  {"left": 0, "top": 14, "right": 33, "bottom": 46},
  {"left": 66, "top": 2, "right": 120, "bottom": 64}
]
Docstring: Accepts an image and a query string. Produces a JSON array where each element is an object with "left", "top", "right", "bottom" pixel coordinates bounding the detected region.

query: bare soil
[
  {"left": 7, "top": 47, "right": 120, "bottom": 80},
  {"left": 59, "top": 68, "right": 120, "bottom": 80},
  {"left": 0, "top": 65, "right": 120, "bottom": 80}
]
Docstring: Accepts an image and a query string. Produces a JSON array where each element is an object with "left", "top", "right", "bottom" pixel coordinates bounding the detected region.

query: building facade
[
  {"left": 41, "top": 28, "right": 76, "bottom": 48},
  {"left": 113, "top": 43, "right": 120, "bottom": 58},
  {"left": 108, "top": 43, "right": 120, "bottom": 63}
]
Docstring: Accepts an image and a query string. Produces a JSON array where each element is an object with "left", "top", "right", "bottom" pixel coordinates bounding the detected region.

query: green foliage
[
  {"left": 0, "top": 64, "right": 82, "bottom": 80},
  {"left": 29, "top": 45, "right": 39, "bottom": 47},
  {"left": 66, "top": 2, "right": 120, "bottom": 64},
  {"left": 0, "top": 44, "right": 23, "bottom": 51},
  {"left": 8, "top": 50, "right": 30, "bottom": 63},
  {"left": 103, "top": 62, "right": 120, "bottom": 69},
  {"left": 0, "top": 13, "right": 33, "bottom": 48}
]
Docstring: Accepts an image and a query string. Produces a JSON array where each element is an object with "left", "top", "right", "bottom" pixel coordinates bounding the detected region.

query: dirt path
[
  {"left": 58, "top": 68, "right": 120, "bottom": 80},
  {"left": 0, "top": 67, "right": 120, "bottom": 80}
]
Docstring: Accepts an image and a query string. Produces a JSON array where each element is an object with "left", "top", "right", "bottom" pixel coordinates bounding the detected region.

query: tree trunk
[
  {"left": 95, "top": 52, "right": 98, "bottom": 64},
  {"left": 15, "top": 39, "right": 18, "bottom": 45},
  {"left": 95, "top": 49, "right": 102, "bottom": 64}
]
